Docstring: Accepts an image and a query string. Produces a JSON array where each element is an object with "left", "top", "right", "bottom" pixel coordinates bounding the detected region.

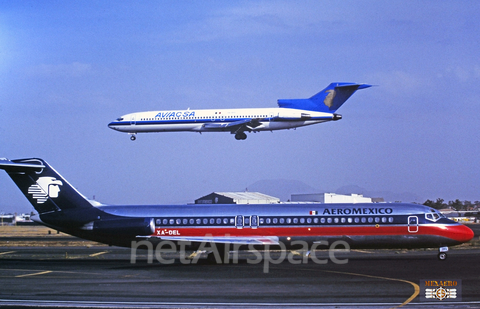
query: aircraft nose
[
  {"left": 451, "top": 224, "right": 475, "bottom": 243},
  {"left": 108, "top": 121, "right": 119, "bottom": 131}
]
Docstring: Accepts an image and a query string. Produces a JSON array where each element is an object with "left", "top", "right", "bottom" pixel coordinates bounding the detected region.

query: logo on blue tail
[
  {"left": 28, "top": 177, "right": 63, "bottom": 204},
  {"left": 323, "top": 89, "right": 336, "bottom": 108}
]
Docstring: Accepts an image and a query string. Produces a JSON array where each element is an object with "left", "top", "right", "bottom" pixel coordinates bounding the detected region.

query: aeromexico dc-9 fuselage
[
  {"left": 0, "top": 158, "right": 474, "bottom": 261},
  {"left": 108, "top": 82, "right": 371, "bottom": 140}
]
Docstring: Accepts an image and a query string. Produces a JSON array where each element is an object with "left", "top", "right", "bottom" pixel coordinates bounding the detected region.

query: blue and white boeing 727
[{"left": 108, "top": 82, "right": 371, "bottom": 140}]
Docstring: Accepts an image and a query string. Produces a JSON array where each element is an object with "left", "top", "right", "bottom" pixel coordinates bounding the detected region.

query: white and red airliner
[
  {"left": 0, "top": 158, "right": 473, "bottom": 261},
  {"left": 108, "top": 82, "right": 371, "bottom": 140}
]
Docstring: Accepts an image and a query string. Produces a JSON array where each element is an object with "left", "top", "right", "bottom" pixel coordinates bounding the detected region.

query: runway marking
[
  {"left": 0, "top": 251, "right": 15, "bottom": 256},
  {"left": 16, "top": 270, "right": 52, "bottom": 278},
  {"left": 89, "top": 251, "right": 108, "bottom": 257},
  {"left": 351, "top": 249, "right": 374, "bottom": 254},
  {"left": 318, "top": 269, "right": 419, "bottom": 308}
]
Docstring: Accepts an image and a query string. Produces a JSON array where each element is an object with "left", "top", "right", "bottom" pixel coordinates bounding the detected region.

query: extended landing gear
[
  {"left": 235, "top": 132, "right": 247, "bottom": 140},
  {"left": 129, "top": 134, "right": 136, "bottom": 141},
  {"left": 437, "top": 246, "right": 448, "bottom": 261}
]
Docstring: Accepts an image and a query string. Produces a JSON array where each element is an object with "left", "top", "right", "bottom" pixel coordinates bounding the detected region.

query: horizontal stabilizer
[{"left": 0, "top": 158, "right": 45, "bottom": 172}]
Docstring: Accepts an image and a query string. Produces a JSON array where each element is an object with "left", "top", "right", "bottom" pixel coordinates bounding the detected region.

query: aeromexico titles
[
  {"left": 0, "top": 158, "right": 474, "bottom": 261},
  {"left": 108, "top": 82, "right": 371, "bottom": 140}
]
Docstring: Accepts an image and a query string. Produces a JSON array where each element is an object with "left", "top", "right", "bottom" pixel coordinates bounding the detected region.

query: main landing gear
[
  {"left": 437, "top": 246, "right": 448, "bottom": 260},
  {"left": 235, "top": 132, "right": 247, "bottom": 140}
]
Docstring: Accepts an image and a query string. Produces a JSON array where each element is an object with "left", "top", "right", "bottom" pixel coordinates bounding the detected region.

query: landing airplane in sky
[
  {"left": 108, "top": 82, "right": 371, "bottom": 140},
  {"left": 0, "top": 158, "right": 474, "bottom": 261}
]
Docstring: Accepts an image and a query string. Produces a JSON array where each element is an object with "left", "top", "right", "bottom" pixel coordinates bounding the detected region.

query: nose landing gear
[
  {"left": 129, "top": 134, "right": 137, "bottom": 141},
  {"left": 437, "top": 246, "right": 448, "bottom": 260}
]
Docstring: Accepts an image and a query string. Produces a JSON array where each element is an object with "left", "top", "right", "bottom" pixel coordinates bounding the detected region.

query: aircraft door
[
  {"left": 130, "top": 114, "right": 136, "bottom": 126},
  {"left": 251, "top": 215, "right": 258, "bottom": 229},
  {"left": 235, "top": 215, "right": 243, "bottom": 229},
  {"left": 408, "top": 216, "right": 418, "bottom": 233}
]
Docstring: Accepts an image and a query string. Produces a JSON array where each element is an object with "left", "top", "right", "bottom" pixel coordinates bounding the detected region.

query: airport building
[
  {"left": 195, "top": 192, "right": 280, "bottom": 205},
  {"left": 291, "top": 193, "right": 373, "bottom": 204}
]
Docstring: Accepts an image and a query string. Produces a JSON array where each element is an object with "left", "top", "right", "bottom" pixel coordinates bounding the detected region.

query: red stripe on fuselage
[{"left": 153, "top": 223, "right": 473, "bottom": 242}]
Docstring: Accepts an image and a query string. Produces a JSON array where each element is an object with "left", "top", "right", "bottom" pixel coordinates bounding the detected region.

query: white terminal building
[
  {"left": 194, "top": 192, "right": 376, "bottom": 205},
  {"left": 291, "top": 193, "right": 373, "bottom": 204}
]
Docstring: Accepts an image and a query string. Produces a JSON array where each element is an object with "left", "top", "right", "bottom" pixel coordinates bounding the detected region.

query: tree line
[{"left": 423, "top": 198, "right": 480, "bottom": 211}]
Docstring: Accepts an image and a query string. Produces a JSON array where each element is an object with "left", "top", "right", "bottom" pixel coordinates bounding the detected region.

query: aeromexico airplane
[
  {"left": 108, "top": 82, "right": 371, "bottom": 140},
  {"left": 0, "top": 158, "right": 474, "bottom": 261}
]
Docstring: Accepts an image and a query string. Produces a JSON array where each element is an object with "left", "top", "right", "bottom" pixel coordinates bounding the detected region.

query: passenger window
[
  {"left": 307, "top": 218, "right": 312, "bottom": 224},
  {"left": 203, "top": 218, "right": 208, "bottom": 225},
  {"left": 216, "top": 218, "right": 221, "bottom": 224},
  {"left": 223, "top": 218, "right": 228, "bottom": 224},
  {"left": 293, "top": 218, "right": 298, "bottom": 224},
  {"left": 314, "top": 218, "right": 319, "bottom": 224},
  {"left": 354, "top": 218, "right": 360, "bottom": 223},
  {"left": 321, "top": 218, "right": 325, "bottom": 224},
  {"left": 259, "top": 218, "right": 265, "bottom": 224},
  {"left": 196, "top": 218, "right": 201, "bottom": 225},
  {"left": 163, "top": 219, "right": 168, "bottom": 225},
  {"left": 209, "top": 218, "right": 215, "bottom": 225},
  {"left": 334, "top": 218, "right": 339, "bottom": 223},
  {"left": 176, "top": 219, "right": 181, "bottom": 225},
  {"left": 244, "top": 217, "right": 250, "bottom": 226},
  {"left": 300, "top": 218, "right": 305, "bottom": 224},
  {"left": 189, "top": 219, "right": 194, "bottom": 224},
  {"left": 347, "top": 218, "right": 352, "bottom": 223},
  {"left": 279, "top": 218, "right": 285, "bottom": 224},
  {"left": 156, "top": 219, "right": 161, "bottom": 225},
  {"left": 388, "top": 217, "right": 394, "bottom": 223},
  {"left": 368, "top": 217, "right": 373, "bottom": 223},
  {"left": 341, "top": 218, "right": 346, "bottom": 223},
  {"left": 361, "top": 217, "right": 366, "bottom": 223},
  {"left": 266, "top": 218, "right": 271, "bottom": 224},
  {"left": 327, "top": 218, "right": 332, "bottom": 223},
  {"left": 375, "top": 217, "right": 380, "bottom": 223},
  {"left": 382, "top": 217, "right": 387, "bottom": 223},
  {"left": 286, "top": 218, "right": 292, "bottom": 224},
  {"left": 273, "top": 218, "right": 278, "bottom": 224},
  {"left": 169, "top": 219, "right": 174, "bottom": 225}
]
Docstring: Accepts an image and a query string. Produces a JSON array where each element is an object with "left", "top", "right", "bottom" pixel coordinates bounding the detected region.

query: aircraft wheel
[
  {"left": 438, "top": 252, "right": 447, "bottom": 261},
  {"left": 235, "top": 132, "right": 247, "bottom": 140},
  {"left": 130, "top": 135, "right": 136, "bottom": 141}
]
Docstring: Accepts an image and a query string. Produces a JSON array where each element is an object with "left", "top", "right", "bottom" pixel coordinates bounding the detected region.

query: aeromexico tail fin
[
  {"left": 277, "top": 82, "right": 371, "bottom": 113},
  {"left": 0, "top": 158, "right": 95, "bottom": 215}
]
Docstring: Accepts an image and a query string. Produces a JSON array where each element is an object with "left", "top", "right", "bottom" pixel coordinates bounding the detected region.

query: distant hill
[{"left": 246, "top": 180, "right": 424, "bottom": 203}]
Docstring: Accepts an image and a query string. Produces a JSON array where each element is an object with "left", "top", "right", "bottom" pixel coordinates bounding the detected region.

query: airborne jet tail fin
[{"left": 277, "top": 82, "right": 371, "bottom": 113}]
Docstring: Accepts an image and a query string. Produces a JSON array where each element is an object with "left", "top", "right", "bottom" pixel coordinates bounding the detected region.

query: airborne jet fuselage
[{"left": 108, "top": 82, "right": 371, "bottom": 140}]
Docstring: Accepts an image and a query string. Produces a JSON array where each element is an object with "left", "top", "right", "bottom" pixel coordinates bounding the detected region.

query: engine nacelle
[{"left": 92, "top": 218, "right": 155, "bottom": 236}]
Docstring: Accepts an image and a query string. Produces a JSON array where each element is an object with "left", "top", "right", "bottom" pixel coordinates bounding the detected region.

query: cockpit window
[
  {"left": 116, "top": 117, "right": 124, "bottom": 121},
  {"left": 425, "top": 209, "right": 444, "bottom": 222}
]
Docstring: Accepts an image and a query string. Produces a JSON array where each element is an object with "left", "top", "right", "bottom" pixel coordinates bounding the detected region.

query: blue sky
[{"left": 1, "top": 1, "right": 479, "bottom": 213}]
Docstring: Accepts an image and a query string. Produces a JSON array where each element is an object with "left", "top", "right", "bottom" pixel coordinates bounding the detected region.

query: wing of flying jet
[
  {"left": 202, "top": 118, "right": 263, "bottom": 140},
  {"left": 140, "top": 235, "right": 280, "bottom": 245}
]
